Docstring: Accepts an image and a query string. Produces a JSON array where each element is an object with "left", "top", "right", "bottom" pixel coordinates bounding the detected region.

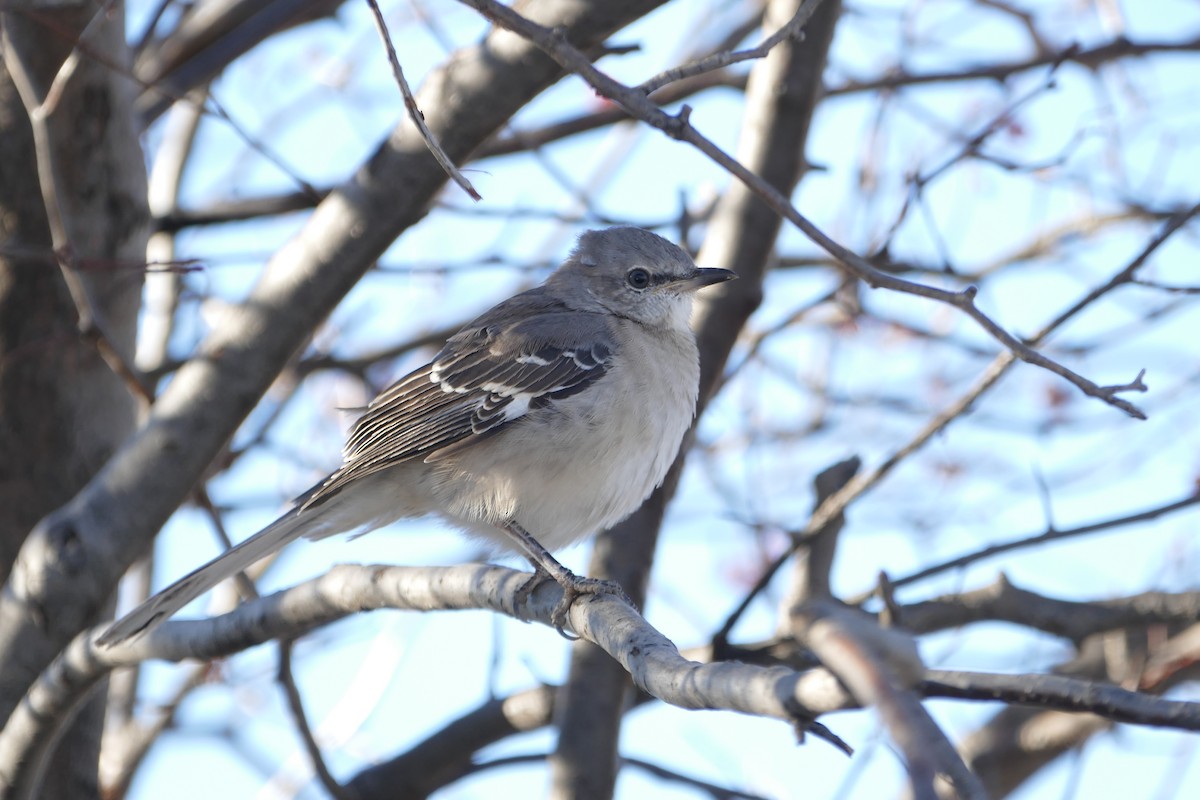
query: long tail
[{"left": 98, "top": 501, "right": 333, "bottom": 647}]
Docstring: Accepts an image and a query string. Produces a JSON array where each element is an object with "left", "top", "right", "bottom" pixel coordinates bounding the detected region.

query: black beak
[{"left": 680, "top": 267, "right": 737, "bottom": 290}]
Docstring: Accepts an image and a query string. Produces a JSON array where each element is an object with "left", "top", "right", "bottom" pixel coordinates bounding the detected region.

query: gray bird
[{"left": 98, "top": 226, "right": 734, "bottom": 645}]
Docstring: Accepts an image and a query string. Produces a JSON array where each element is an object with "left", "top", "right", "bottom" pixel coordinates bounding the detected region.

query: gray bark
[{"left": 0, "top": 2, "right": 148, "bottom": 796}]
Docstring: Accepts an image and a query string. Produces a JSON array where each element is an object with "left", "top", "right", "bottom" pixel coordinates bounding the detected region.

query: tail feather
[{"left": 97, "top": 505, "right": 319, "bottom": 647}]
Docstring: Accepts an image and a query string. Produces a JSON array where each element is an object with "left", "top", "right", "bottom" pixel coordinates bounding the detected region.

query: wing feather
[{"left": 304, "top": 301, "right": 615, "bottom": 508}]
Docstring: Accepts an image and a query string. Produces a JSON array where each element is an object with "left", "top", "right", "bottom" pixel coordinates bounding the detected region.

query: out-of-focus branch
[
  {"left": 345, "top": 685, "right": 556, "bottom": 799},
  {"left": 154, "top": 188, "right": 332, "bottom": 232},
  {"left": 277, "top": 640, "right": 351, "bottom": 800},
  {"left": 134, "top": 0, "right": 345, "bottom": 124},
  {"left": 481, "top": 36, "right": 1200, "bottom": 160},
  {"left": 898, "top": 576, "right": 1200, "bottom": 643},
  {"left": 792, "top": 601, "right": 984, "bottom": 800},
  {"left": 100, "top": 664, "right": 210, "bottom": 800},
  {"left": 3, "top": 7, "right": 151, "bottom": 406},
  {"left": 295, "top": 323, "right": 465, "bottom": 380},
  {"left": 620, "top": 757, "right": 773, "bottom": 800},
  {"left": 481, "top": 70, "right": 742, "bottom": 159},
  {"left": 784, "top": 456, "right": 861, "bottom": 605},
  {"left": 947, "top": 617, "right": 1200, "bottom": 799},
  {"left": 826, "top": 34, "right": 1200, "bottom": 96},
  {"left": 136, "top": 91, "right": 205, "bottom": 376},
  {"left": 712, "top": 457, "right": 860, "bottom": 652},
  {"left": 923, "top": 668, "right": 1200, "bottom": 730},
  {"left": 1, "top": 4, "right": 149, "bottom": 797},
  {"left": 789, "top": 206, "right": 1198, "bottom": 577}
]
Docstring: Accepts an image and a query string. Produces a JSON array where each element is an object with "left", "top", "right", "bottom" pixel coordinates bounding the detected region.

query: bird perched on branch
[{"left": 99, "top": 226, "right": 734, "bottom": 646}]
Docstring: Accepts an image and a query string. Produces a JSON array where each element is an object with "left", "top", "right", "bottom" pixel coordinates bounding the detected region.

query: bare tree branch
[
  {"left": 923, "top": 669, "right": 1200, "bottom": 730},
  {"left": 346, "top": 685, "right": 557, "bottom": 798},
  {"left": 635, "top": 0, "right": 824, "bottom": 95},
  {"left": 826, "top": 34, "right": 1200, "bottom": 96},
  {"left": 863, "top": 491, "right": 1200, "bottom": 602},
  {"left": 898, "top": 576, "right": 1200, "bottom": 643},
  {"left": 134, "top": 0, "right": 346, "bottom": 124},
  {"left": 277, "top": 639, "right": 351, "bottom": 800}
]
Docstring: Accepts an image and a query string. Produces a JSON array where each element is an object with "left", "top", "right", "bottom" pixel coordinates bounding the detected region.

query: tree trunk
[{"left": 0, "top": 3, "right": 148, "bottom": 795}]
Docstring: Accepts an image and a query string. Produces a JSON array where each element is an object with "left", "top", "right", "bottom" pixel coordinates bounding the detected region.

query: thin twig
[
  {"left": 38, "top": 3, "right": 110, "bottom": 115},
  {"left": 636, "top": 0, "right": 825, "bottom": 95},
  {"left": 876, "top": 73, "right": 1061, "bottom": 254},
  {"left": 204, "top": 93, "right": 322, "bottom": 201},
  {"left": 712, "top": 457, "right": 860, "bottom": 649},
  {"left": 475, "top": 37, "right": 1200, "bottom": 160},
  {"left": 855, "top": 492, "right": 1200, "bottom": 603},
  {"left": 1132, "top": 279, "right": 1200, "bottom": 295},
  {"left": 365, "top": 0, "right": 481, "bottom": 201},
  {"left": 825, "top": 35, "right": 1200, "bottom": 96}
]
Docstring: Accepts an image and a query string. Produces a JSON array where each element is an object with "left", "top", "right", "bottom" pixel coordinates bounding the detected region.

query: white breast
[{"left": 429, "top": 325, "right": 700, "bottom": 551}]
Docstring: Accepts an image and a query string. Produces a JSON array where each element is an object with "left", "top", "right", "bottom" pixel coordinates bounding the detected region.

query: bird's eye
[{"left": 626, "top": 268, "right": 651, "bottom": 289}]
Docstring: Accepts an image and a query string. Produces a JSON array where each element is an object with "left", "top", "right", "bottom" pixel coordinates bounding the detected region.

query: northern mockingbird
[{"left": 99, "top": 226, "right": 734, "bottom": 645}]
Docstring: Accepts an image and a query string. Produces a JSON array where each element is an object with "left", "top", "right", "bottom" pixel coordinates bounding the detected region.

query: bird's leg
[{"left": 502, "top": 522, "right": 632, "bottom": 630}]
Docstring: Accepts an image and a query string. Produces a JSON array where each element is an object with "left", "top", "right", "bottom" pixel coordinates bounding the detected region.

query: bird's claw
[
  {"left": 549, "top": 574, "right": 632, "bottom": 632},
  {"left": 516, "top": 567, "right": 633, "bottom": 638}
]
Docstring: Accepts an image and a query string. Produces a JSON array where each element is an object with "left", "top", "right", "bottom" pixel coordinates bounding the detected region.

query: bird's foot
[
  {"left": 503, "top": 522, "right": 633, "bottom": 637},
  {"left": 516, "top": 562, "right": 632, "bottom": 638},
  {"left": 549, "top": 572, "right": 631, "bottom": 631}
]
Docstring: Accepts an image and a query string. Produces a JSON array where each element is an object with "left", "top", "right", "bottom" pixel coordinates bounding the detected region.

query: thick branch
[
  {"left": 0, "top": 564, "right": 859, "bottom": 797},
  {"left": 346, "top": 685, "right": 556, "bottom": 799}
]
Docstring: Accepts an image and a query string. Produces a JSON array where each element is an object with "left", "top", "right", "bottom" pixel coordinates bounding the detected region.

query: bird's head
[{"left": 549, "top": 227, "right": 736, "bottom": 329}]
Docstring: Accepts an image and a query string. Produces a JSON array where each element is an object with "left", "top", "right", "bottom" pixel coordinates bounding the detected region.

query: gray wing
[{"left": 305, "top": 295, "right": 615, "bottom": 506}]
